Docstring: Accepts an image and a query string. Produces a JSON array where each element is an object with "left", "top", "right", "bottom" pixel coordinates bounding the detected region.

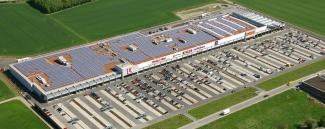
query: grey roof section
[
  {"left": 107, "top": 25, "right": 217, "bottom": 63},
  {"left": 218, "top": 18, "right": 244, "bottom": 30},
  {"left": 207, "top": 21, "right": 235, "bottom": 33},
  {"left": 304, "top": 76, "right": 325, "bottom": 92},
  {"left": 200, "top": 23, "right": 229, "bottom": 36}
]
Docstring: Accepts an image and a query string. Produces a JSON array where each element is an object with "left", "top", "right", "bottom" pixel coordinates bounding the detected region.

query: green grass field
[
  {"left": 1, "top": 0, "right": 325, "bottom": 56},
  {"left": 234, "top": 0, "right": 325, "bottom": 36},
  {"left": 0, "top": 0, "right": 219, "bottom": 56},
  {"left": 257, "top": 59, "right": 325, "bottom": 91},
  {"left": 188, "top": 87, "right": 257, "bottom": 119},
  {"left": 0, "top": 100, "right": 49, "bottom": 129},
  {"left": 144, "top": 114, "right": 192, "bottom": 129},
  {"left": 0, "top": 3, "right": 83, "bottom": 56},
  {"left": 199, "top": 90, "right": 325, "bottom": 129},
  {"left": 52, "top": 0, "right": 218, "bottom": 40},
  {"left": 0, "top": 80, "right": 15, "bottom": 101}
]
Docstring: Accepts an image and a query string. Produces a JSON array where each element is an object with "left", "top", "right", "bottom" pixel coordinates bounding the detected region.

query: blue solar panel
[
  {"left": 207, "top": 21, "right": 235, "bottom": 33},
  {"left": 226, "top": 16, "right": 252, "bottom": 28},
  {"left": 218, "top": 18, "right": 243, "bottom": 30},
  {"left": 200, "top": 23, "right": 228, "bottom": 36},
  {"left": 13, "top": 13, "right": 257, "bottom": 92}
]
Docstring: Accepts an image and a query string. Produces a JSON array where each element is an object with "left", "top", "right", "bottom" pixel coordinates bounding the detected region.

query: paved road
[
  {"left": 179, "top": 70, "right": 325, "bottom": 129},
  {"left": 0, "top": 96, "right": 19, "bottom": 105}
]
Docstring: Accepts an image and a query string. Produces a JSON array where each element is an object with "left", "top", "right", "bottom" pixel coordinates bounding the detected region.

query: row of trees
[{"left": 29, "top": 0, "right": 94, "bottom": 13}]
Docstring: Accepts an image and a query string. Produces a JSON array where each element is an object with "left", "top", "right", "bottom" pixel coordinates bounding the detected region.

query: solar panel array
[
  {"left": 14, "top": 47, "right": 119, "bottom": 91},
  {"left": 13, "top": 13, "right": 258, "bottom": 92}
]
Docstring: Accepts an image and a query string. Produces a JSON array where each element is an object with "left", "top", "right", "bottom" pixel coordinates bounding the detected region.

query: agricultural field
[
  {"left": 199, "top": 90, "right": 325, "bottom": 129},
  {"left": 0, "top": 80, "right": 15, "bottom": 101},
  {"left": 52, "top": 0, "right": 219, "bottom": 40},
  {"left": 0, "top": 100, "right": 49, "bottom": 129},
  {"left": 188, "top": 88, "right": 257, "bottom": 119},
  {"left": 0, "top": 0, "right": 219, "bottom": 56},
  {"left": 257, "top": 59, "right": 325, "bottom": 91},
  {"left": 144, "top": 114, "right": 192, "bottom": 129},
  {"left": 0, "top": 3, "right": 83, "bottom": 56},
  {"left": 234, "top": 0, "right": 325, "bottom": 36}
]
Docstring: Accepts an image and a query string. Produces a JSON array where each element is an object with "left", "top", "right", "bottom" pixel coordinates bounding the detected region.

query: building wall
[
  {"left": 255, "top": 26, "right": 268, "bottom": 34},
  {"left": 44, "top": 73, "right": 121, "bottom": 101},
  {"left": 300, "top": 83, "right": 325, "bottom": 103},
  {"left": 218, "top": 32, "right": 246, "bottom": 45},
  {"left": 9, "top": 65, "right": 33, "bottom": 91}
]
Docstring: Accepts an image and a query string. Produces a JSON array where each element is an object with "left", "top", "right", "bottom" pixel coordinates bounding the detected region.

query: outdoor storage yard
[
  {"left": 198, "top": 89, "right": 325, "bottom": 129},
  {"left": 39, "top": 28, "right": 325, "bottom": 129},
  {"left": 257, "top": 59, "right": 325, "bottom": 91}
]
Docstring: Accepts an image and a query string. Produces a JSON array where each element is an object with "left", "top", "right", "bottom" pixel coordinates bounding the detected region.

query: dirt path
[
  {"left": 0, "top": 57, "right": 16, "bottom": 68},
  {"left": 175, "top": 2, "right": 234, "bottom": 19}
]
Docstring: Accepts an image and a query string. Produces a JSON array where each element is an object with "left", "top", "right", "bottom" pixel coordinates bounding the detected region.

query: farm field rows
[
  {"left": 234, "top": 0, "right": 325, "bottom": 36},
  {"left": 0, "top": 0, "right": 218, "bottom": 56},
  {"left": 0, "top": 4, "right": 83, "bottom": 56},
  {"left": 52, "top": 0, "right": 219, "bottom": 41},
  {"left": 2, "top": 0, "right": 324, "bottom": 56},
  {"left": 198, "top": 90, "right": 325, "bottom": 129}
]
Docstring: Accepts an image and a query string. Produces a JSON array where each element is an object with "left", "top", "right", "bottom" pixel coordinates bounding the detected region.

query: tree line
[{"left": 29, "top": 0, "right": 94, "bottom": 13}]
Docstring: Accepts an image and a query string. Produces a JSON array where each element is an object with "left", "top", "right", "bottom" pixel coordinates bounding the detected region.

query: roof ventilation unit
[
  {"left": 98, "top": 42, "right": 105, "bottom": 48},
  {"left": 36, "top": 75, "right": 49, "bottom": 87},
  {"left": 164, "top": 37, "right": 173, "bottom": 43},
  {"left": 152, "top": 35, "right": 173, "bottom": 45},
  {"left": 128, "top": 44, "right": 138, "bottom": 51},
  {"left": 57, "top": 56, "right": 69, "bottom": 66},
  {"left": 186, "top": 28, "right": 197, "bottom": 34},
  {"left": 179, "top": 39, "right": 187, "bottom": 43}
]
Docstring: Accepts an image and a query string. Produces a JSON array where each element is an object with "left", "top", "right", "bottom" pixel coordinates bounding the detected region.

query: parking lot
[{"left": 41, "top": 29, "right": 325, "bottom": 129}]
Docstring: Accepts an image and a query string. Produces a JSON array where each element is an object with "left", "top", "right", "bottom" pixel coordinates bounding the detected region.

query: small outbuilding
[{"left": 300, "top": 75, "right": 325, "bottom": 103}]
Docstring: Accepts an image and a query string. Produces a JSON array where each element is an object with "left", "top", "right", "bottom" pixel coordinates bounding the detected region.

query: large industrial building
[{"left": 9, "top": 10, "right": 284, "bottom": 101}]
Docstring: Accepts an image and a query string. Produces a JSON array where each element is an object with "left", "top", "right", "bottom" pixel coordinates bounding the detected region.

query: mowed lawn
[
  {"left": 0, "top": 3, "right": 83, "bottom": 56},
  {"left": 189, "top": 87, "right": 257, "bottom": 119},
  {"left": 0, "top": 100, "right": 49, "bottom": 129},
  {"left": 144, "top": 114, "right": 192, "bottom": 129},
  {"left": 199, "top": 90, "right": 325, "bottom": 129},
  {"left": 257, "top": 59, "right": 325, "bottom": 91},
  {"left": 0, "top": 80, "right": 15, "bottom": 101},
  {"left": 53, "top": 0, "right": 219, "bottom": 41},
  {"left": 234, "top": 0, "right": 325, "bottom": 36}
]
